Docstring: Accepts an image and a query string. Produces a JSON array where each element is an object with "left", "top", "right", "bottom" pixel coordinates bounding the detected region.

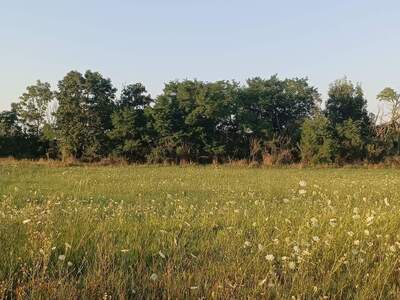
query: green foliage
[
  {"left": 149, "top": 76, "right": 318, "bottom": 163},
  {"left": 238, "top": 76, "right": 320, "bottom": 161},
  {"left": 325, "top": 78, "right": 372, "bottom": 162},
  {"left": 0, "top": 109, "right": 22, "bottom": 157},
  {"left": 377, "top": 87, "right": 400, "bottom": 155},
  {"left": 326, "top": 78, "right": 370, "bottom": 127},
  {"left": 2, "top": 71, "right": 398, "bottom": 164},
  {"left": 55, "top": 71, "right": 116, "bottom": 161},
  {"left": 151, "top": 80, "right": 239, "bottom": 163},
  {"left": 109, "top": 83, "right": 153, "bottom": 162},
  {"left": 239, "top": 76, "right": 319, "bottom": 140},
  {"left": 4, "top": 81, "right": 55, "bottom": 158},
  {"left": 0, "top": 109, "right": 20, "bottom": 136},
  {"left": 335, "top": 119, "right": 364, "bottom": 163},
  {"left": 14, "top": 80, "right": 53, "bottom": 137},
  {"left": 300, "top": 115, "right": 334, "bottom": 164},
  {"left": 0, "top": 105, "right": 49, "bottom": 158},
  {"left": 377, "top": 87, "right": 400, "bottom": 106}
]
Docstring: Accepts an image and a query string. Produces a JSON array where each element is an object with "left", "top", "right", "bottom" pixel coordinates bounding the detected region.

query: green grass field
[{"left": 1, "top": 163, "right": 400, "bottom": 299}]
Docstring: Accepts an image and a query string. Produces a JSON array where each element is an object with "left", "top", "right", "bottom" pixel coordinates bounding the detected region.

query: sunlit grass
[{"left": 1, "top": 164, "right": 400, "bottom": 298}]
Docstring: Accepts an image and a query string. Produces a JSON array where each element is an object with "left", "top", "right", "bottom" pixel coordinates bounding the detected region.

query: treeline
[{"left": 1, "top": 70, "right": 399, "bottom": 165}]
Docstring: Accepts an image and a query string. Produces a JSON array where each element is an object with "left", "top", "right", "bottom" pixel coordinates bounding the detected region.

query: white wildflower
[
  {"left": 310, "top": 217, "right": 318, "bottom": 227},
  {"left": 244, "top": 241, "right": 251, "bottom": 248},
  {"left": 288, "top": 261, "right": 296, "bottom": 270},
  {"left": 299, "top": 189, "right": 307, "bottom": 195},
  {"left": 150, "top": 273, "right": 158, "bottom": 281},
  {"left": 58, "top": 255, "right": 66, "bottom": 261},
  {"left": 366, "top": 216, "right": 374, "bottom": 226},
  {"left": 265, "top": 254, "right": 275, "bottom": 261},
  {"left": 312, "top": 236, "right": 320, "bottom": 242},
  {"left": 299, "top": 180, "right": 307, "bottom": 187}
]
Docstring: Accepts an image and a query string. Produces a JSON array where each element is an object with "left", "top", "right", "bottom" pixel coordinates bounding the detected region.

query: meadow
[{"left": 1, "top": 163, "right": 400, "bottom": 299}]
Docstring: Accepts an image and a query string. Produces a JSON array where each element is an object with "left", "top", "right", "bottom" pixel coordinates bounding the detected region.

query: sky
[{"left": 1, "top": 0, "right": 399, "bottom": 114}]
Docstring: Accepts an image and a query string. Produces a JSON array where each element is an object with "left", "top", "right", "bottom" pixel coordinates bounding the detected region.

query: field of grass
[{"left": 1, "top": 163, "right": 400, "bottom": 299}]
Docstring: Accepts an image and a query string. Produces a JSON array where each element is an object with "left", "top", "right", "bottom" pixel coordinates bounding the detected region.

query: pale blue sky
[{"left": 1, "top": 0, "right": 399, "bottom": 113}]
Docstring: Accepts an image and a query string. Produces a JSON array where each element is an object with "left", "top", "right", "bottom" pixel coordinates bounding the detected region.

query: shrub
[{"left": 300, "top": 115, "right": 334, "bottom": 164}]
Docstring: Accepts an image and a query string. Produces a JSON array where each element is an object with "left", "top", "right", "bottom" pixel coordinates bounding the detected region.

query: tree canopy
[{"left": 0, "top": 70, "right": 396, "bottom": 165}]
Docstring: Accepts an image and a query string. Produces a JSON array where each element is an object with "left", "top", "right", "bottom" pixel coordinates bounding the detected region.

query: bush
[
  {"left": 335, "top": 119, "right": 364, "bottom": 163},
  {"left": 300, "top": 115, "right": 334, "bottom": 164}
]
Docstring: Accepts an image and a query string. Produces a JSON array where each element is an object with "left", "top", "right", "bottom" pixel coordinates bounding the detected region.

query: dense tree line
[{"left": 1, "top": 70, "right": 398, "bottom": 164}]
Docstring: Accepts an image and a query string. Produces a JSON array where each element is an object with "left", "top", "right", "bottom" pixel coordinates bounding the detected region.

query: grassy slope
[{"left": 1, "top": 164, "right": 400, "bottom": 298}]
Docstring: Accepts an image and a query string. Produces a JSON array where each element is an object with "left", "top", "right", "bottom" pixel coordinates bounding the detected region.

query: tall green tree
[
  {"left": 193, "top": 80, "right": 239, "bottom": 162},
  {"left": 325, "top": 78, "right": 372, "bottom": 162},
  {"left": 150, "top": 80, "right": 239, "bottom": 163},
  {"left": 377, "top": 87, "right": 400, "bottom": 123},
  {"left": 150, "top": 82, "right": 187, "bottom": 163},
  {"left": 377, "top": 87, "right": 400, "bottom": 155},
  {"left": 55, "top": 70, "right": 116, "bottom": 161},
  {"left": 150, "top": 80, "right": 208, "bottom": 163},
  {"left": 237, "top": 76, "right": 320, "bottom": 161},
  {"left": 326, "top": 78, "right": 370, "bottom": 128},
  {"left": 14, "top": 80, "right": 53, "bottom": 137},
  {"left": 109, "top": 83, "right": 153, "bottom": 162}
]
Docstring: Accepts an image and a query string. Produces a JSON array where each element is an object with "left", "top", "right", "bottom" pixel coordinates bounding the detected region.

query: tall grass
[{"left": 1, "top": 164, "right": 400, "bottom": 298}]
